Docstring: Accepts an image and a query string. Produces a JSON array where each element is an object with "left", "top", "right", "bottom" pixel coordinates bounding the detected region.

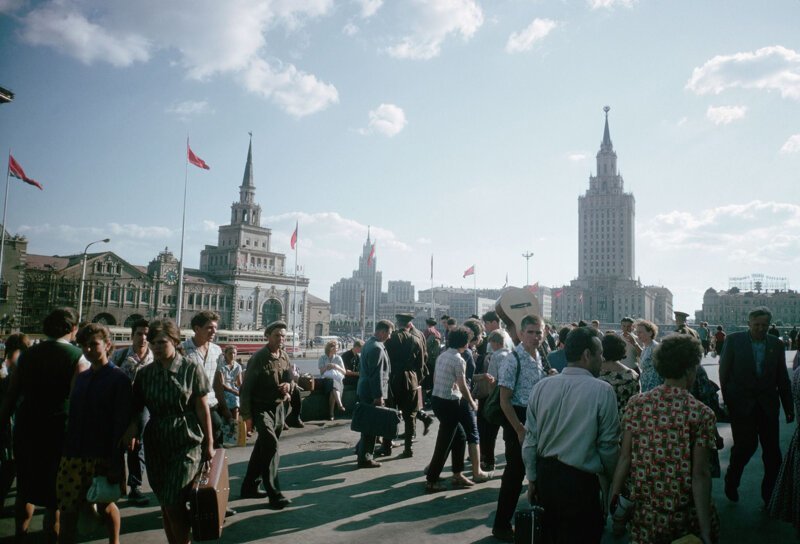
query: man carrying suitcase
[{"left": 356, "top": 320, "right": 394, "bottom": 468}]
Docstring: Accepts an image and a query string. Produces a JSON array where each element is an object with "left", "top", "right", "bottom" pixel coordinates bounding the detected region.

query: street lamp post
[
  {"left": 522, "top": 251, "right": 534, "bottom": 287},
  {"left": 77, "top": 238, "right": 110, "bottom": 324}
]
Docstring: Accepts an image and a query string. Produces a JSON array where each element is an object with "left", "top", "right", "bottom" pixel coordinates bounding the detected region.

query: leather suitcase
[
  {"left": 514, "top": 505, "right": 545, "bottom": 544},
  {"left": 350, "top": 403, "right": 401, "bottom": 439},
  {"left": 298, "top": 374, "right": 315, "bottom": 391},
  {"left": 189, "top": 449, "right": 230, "bottom": 541}
]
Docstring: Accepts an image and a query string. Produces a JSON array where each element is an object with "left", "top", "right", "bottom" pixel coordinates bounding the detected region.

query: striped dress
[{"left": 132, "top": 355, "right": 210, "bottom": 506}]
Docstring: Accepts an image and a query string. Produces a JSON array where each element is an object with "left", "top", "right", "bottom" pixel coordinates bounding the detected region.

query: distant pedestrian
[{"left": 713, "top": 325, "right": 726, "bottom": 356}]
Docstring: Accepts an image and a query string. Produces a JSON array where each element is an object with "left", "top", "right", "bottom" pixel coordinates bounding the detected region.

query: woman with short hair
[
  {"left": 611, "top": 335, "right": 719, "bottom": 544},
  {"left": 124, "top": 319, "right": 214, "bottom": 544},
  {"left": 635, "top": 319, "right": 661, "bottom": 392},
  {"left": 318, "top": 340, "right": 346, "bottom": 420}
]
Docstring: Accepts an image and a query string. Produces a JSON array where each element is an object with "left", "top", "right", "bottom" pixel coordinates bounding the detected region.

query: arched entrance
[
  {"left": 261, "top": 299, "right": 282, "bottom": 326},
  {"left": 93, "top": 313, "right": 117, "bottom": 326}
]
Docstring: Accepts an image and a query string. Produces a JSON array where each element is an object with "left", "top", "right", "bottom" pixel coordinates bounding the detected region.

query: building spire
[
  {"left": 241, "top": 132, "right": 254, "bottom": 190},
  {"left": 601, "top": 106, "right": 612, "bottom": 151},
  {"left": 367, "top": 225, "right": 371, "bottom": 244}
]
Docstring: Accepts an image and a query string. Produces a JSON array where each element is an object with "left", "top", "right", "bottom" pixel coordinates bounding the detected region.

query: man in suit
[
  {"left": 720, "top": 306, "right": 794, "bottom": 504},
  {"left": 355, "top": 320, "right": 394, "bottom": 468}
]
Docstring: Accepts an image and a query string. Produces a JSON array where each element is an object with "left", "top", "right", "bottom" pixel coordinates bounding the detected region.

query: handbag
[
  {"left": 471, "top": 373, "right": 495, "bottom": 400},
  {"left": 350, "top": 402, "right": 402, "bottom": 439},
  {"left": 86, "top": 475, "right": 121, "bottom": 503},
  {"left": 483, "top": 351, "right": 520, "bottom": 426}
]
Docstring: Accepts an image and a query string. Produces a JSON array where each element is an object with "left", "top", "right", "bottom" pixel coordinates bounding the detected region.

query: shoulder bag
[{"left": 483, "top": 350, "right": 520, "bottom": 426}]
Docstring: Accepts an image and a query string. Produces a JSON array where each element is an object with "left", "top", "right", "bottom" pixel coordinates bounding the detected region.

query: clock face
[{"left": 164, "top": 269, "right": 178, "bottom": 286}]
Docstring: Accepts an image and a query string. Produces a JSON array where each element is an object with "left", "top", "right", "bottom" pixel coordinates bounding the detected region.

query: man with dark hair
[
  {"left": 240, "top": 321, "right": 293, "bottom": 509},
  {"left": 720, "top": 306, "right": 794, "bottom": 505},
  {"left": 522, "top": 327, "right": 619, "bottom": 543},
  {"left": 545, "top": 326, "right": 571, "bottom": 373},
  {"left": 619, "top": 317, "right": 641, "bottom": 370},
  {"left": 382, "top": 313, "right": 431, "bottom": 457},
  {"left": 341, "top": 339, "right": 363, "bottom": 387},
  {"left": 0, "top": 308, "right": 89, "bottom": 541},
  {"left": 356, "top": 320, "right": 394, "bottom": 468},
  {"left": 439, "top": 314, "right": 451, "bottom": 346},
  {"left": 110, "top": 318, "right": 152, "bottom": 505}
]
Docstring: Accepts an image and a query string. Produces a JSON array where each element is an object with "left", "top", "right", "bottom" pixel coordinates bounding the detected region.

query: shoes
[
  {"left": 492, "top": 527, "right": 514, "bottom": 542},
  {"left": 240, "top": 485, "right": 268, "bottom": 499},
  {"left": 481, "top": 460, "right": 496, "bottom": 472},
  {"left": 472, "top": 472, "right": 491, "bottom": 484},
  {"left": 425, "top": 480, "right": 446, "bottom": 493},
  {"left": 375, "top": 447, "right": 392, "bottom": 457},
  {"left": 724, "top": 476, "right": 739, "bottom": 502},
  {"left": 451, "top": 474, "right": 475, "bottom": 488},
  {"left": 127, "top": 487, "right": 149, "bottom": 506},
  {"left": 399, "top": 449, "right": 413, "bottom": 458},
  {"left": 423, "top": 416, "right": 434, "bottom": 436},
  {"left": 286, "top": 418, "right": 305, "bottom": 428},
  {"left": 269, "top": 494, "right": 292, "bottom": 509},
  {"left": 225, "top": 507, "right": 237, "bottom": 517},
  {"left": 283, "top": 423, "right": 290, "bottom": 431},
  {"left": 357, "top": 459, "right": 382, "bottom": 469}
]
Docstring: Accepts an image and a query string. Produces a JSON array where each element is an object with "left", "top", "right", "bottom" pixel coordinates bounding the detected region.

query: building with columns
[
  {"left": 2, "top": 139, "right": 322, "bottom": 338},
  {"left": 552, "top": 107, "right": 673, "bottom": 325}
]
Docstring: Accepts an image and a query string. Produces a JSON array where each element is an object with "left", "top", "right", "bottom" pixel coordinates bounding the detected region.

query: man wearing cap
[
  {"left": 674, "top": 311, "right": 699, "bottom": 339},
  {"left": 239, "top": 321, "right": 293, "bottom": 509},
  {"left": 382, "top": 313, "right": 430, "bottom": 457}
]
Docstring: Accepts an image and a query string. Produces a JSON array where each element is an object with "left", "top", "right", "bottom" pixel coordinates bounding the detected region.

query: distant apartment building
[
  {"left": 698, "top": 287, "right": 800, "bottom": 328},
  {"left": 387, "top": 280, "right": 415, "bottom": 303},
  {"left": 329, "top": 230, "right": 382, "bottom": 320}
]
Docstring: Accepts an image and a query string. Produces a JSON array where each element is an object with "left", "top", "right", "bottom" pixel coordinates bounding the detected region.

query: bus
[{"left": 105, "top": 326, "right": 301, "bottom": 356}]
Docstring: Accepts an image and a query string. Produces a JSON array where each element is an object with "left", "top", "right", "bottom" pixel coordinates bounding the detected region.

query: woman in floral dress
[
  {"left": 636, "top": 319, "right": 661, "bottom": 392},
  {"left": 769, "top": 365, "right": 800, "bottom": 534},
  {"left": 611, "top": 334, "right": 719, "bottom": 544}
]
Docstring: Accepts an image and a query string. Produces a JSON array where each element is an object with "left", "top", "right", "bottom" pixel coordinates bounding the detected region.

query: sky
[{"left": 0, "top": 0, "right": 799, "bottom": 316}]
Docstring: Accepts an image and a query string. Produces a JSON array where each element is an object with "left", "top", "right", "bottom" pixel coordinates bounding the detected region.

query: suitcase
[
  {"left": 189, "top": 449, "right": 230, "bottom": 541},
  {"left": 514, "top": 505, "right": 545, "bottom": 544},
  {"left": 298, "top": 374, "right": 315, "bottom": 391},
  {"left": 350, "top": 403, "right": 402, "bottom": 439}
]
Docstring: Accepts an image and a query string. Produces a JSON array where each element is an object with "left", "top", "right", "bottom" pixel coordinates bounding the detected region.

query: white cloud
[
  {"left": 780, "top": 134, "right": 800, "bottom": 154},
  {"left": 359, "top": 103, "right": 407, "bottom": 137},
  {"left": 640, "top": 201, "right": 800, "bottom": 265},
  {"left": 166, "top": 100, "right": 214, "bottom": 119},
  {"left": 705, "top": 105, "right": 747, "bottom": 125},
  {"left": 567, "top": 153, "right": 587, "bottom": 162},
  {"left": 0, "top": 0, "right": 25, "bottom": 13},
  {"left": 505, "top": 18, "right": 557, "bottom": 54},
  {"left": 676, "top": 116, "right": 688, "bottom": 127},
  {"left": 416, "top": 237, "right": 432, "bottom": 244},
  {"left": 242, "top": 58, "right": 339, "bottom": 117},
  {"left": 14, "top": 1, "right": 339, "bottom": 117},
  {"left": 686, "top": 45, "right": 800, "bottom": 100},
  {"left": 21, "top": 6, "right": 150, "bottom": 67},
  {"left": 355, "top": 0, "right": 382, "bottom": 18},
  {"left": 202, "top": 220, "right": 219, "bottom": 232},
  {"left": 342, "top": 22, "right": 359, "bottom": 36},
  {"left": 386, "top": 0, "right": 483, "bottom": 60},
  {"left": 588, "top": 0, "right": 637, "bottom": 9}
]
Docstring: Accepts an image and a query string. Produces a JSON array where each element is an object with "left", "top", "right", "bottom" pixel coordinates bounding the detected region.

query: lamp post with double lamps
[{"left": 77, "top": 238, "right": 110, "bottom": 324}]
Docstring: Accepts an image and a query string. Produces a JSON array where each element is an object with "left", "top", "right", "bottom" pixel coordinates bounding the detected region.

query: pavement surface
[{"left": 2, "top": 353, "right": 798, "bottom": 543}]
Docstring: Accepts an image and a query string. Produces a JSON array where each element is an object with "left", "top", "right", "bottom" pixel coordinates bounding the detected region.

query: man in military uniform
[
  {"left": 382, "top": 313, "right": 430, "bottom": 457},
  {"left": 674, "top": 310, "right": 699, "bottom": 339},
  {"left": 239, "top": 321, "right": 293, "bottom": 509}
]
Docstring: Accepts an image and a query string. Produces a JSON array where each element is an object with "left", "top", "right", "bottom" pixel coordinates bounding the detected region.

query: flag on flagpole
[
  {"left": 290, "top": 221, "right": 298, "bottom": 249},
  {"left": 187, "top": 141, "right": 210, "bottom": 170},
  {"left": 8, "top": 155, "right": 43, "bottom": 190},
  {"left": 367, "top": 243, "right": 375, "bottom": 266},
  {"left": 554, "top": 288, "right": 563, "bottom": 298},
  {"left": 463, "top": 265, "right": 475, "bottom": 278},
  {"left": 528, "top": 282, "right": 540, "bottom": 293}
]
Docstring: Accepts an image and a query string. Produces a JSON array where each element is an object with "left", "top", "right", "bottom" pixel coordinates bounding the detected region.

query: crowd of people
[{"left": 0, "top": 304, "right": 798, "bottom": 543}]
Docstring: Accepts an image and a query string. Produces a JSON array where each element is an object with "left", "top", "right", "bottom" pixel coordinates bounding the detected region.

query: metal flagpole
[
  {"left": 430, "top": 254, "right": 435, "bottom": 318},
  {"left": 176, "top": 137, "right": 189, "bottom": 327},
  {"left": 292, "top": 222, "right": 299, "bottom": 351},
  {"left": 372, "top": 242, "right": 377, "bottom": 330},
  {"left": 0, "top": 150, "right": 12, "bottom": 288},
  {"left": 473, "top": 267, "right": 478, "bottom": 315}
]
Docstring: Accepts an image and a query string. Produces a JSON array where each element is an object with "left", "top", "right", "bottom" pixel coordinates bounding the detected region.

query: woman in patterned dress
[
  {"left": 599, "top": 334, "right": 640, "bottom": 421},
  {"left": 768, "top": 365, "right": 800, "bottom": 534},
  {"left": 610, "top": 334, "right": 719, "bottom": 544},
  {"left": 636, "top": 319, "right": 661, "bottom": 392},
  {"left": 123, "top": 319, "right": 214, "bottom": 544}
]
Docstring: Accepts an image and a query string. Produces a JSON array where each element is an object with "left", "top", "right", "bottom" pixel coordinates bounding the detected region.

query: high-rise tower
[{"left": 578, "top": 106, "right": 636, "bottom": 280}]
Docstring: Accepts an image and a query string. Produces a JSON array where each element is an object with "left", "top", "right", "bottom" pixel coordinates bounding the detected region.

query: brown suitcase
[{"left": 189, "top": 449, "right": 230, "bottom": 541}]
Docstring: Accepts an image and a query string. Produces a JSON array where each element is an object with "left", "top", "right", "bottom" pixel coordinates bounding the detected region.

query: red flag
[
  {"left": 528, "top": 282, "right": 539, "bottom": 293},
  {"left": 290, "top": 222, "right": 298, "bottom": 249},
  {"left": 8, "top": 155, "right": 43, "bottom": 190},
  {"left": 367, "top": 243, "right": 375, "bottom": 266},
  {"left": 463, "top": 265, "right": 475, "bottom": 278},
  {"left": 187, "top": 141, "right": 210, "bottom": 170},
  {"left": 554, "top": 289, "right": 563, "bottom": 298}
]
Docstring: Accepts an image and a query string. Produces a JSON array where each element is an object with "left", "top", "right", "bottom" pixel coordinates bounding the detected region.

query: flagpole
[
  {"left": 292, "top": 221, "right": 299, "bottom": 351},
  {"left": 473, "top": 268, "right": 477, "bottom": 316},
  {"left": 176, "top": 138, "right": 189, "bottom": 327},
  {"left": 430, "top": 254, "right": 435, "bottom": 318},
  {"left": 372, "top": 243, "right": 377, "bottom": 330},
  {"left": 0, "top": 150, "right": 11, "bottom": 288}
]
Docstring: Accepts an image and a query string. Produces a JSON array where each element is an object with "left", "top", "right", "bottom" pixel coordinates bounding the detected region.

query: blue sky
[{"left": 1, "top": 0, "right": 798, "bottom": 316}]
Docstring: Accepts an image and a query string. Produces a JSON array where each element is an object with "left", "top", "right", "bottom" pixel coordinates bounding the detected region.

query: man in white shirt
[
  {"left": 522, "top": 326, "right": 620, "bottom": 543},
  {"left": 619, "top": 316, "right": 641, "bottom": 370}
]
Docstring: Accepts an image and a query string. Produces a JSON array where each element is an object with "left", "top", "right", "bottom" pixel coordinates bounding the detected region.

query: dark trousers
[
  {"left": 427, "top": 397, "right": 466, "bottom": 483},
  {"left": 477, "top": 400, "right": 500, "bottom": 465},
  {"left": 243, "top": 405, "right": 285, "bottom": 498},
  {"left": 726, "top": 404, "right": 782, "bottom": 503},
  {"left": 126, "top": 440, "right": 145, "bottom": 489},
  {"left": 536, "top": 457, "right": 603, "bottom": 543},
  {"left": 287, "top": 387, "right": 302, "bottom": 423},
  {"left": 356, "top": 396, "right": 377, "bottom": 462},
  {"left": 210, "top": 404, "right": 225, "bottom": 449},
  {"left": 494, "top": 405, "right": 527, "bottom": 532},
  {"left": 384, "top": 387, "right": 417, "bottom": 453}
]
